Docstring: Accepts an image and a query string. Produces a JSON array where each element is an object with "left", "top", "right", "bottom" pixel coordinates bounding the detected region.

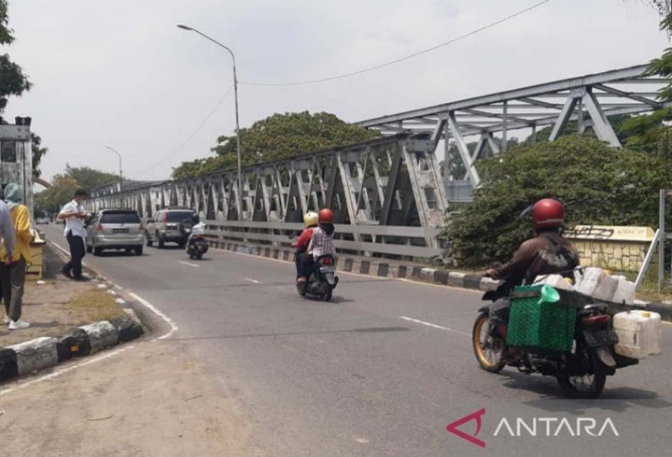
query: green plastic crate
[{"left": 507, "top": 285, "right": 577, "bottom": 352}]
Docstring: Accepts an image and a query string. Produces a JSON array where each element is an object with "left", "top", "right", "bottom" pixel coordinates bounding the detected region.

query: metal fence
[{"left": 204, "top": 220, "right": 444, "bottom": 259}]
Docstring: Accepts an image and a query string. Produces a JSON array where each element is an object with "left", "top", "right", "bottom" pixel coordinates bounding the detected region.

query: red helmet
[
  {"left": 532, "top": 198, "right": 564, "bottom": 230},
  {"left": 318, "top": 208, "right": 334, "bottom": 224}
]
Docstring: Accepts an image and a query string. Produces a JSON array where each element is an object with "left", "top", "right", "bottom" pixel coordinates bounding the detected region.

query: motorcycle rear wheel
[
  {"left": 322, "top": 286, "right": 333, "bottom": 302},
  {"left": 556, "top": 349, "right": 607, "bottom": 399},
  {"left": 472, "top": 312, "right": 506, "bottom": 373}
]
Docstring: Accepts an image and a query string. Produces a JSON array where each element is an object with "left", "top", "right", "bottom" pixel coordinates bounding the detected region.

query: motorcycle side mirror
[{"left": 538, "top": 285, "right": 560, "bottom": 305}]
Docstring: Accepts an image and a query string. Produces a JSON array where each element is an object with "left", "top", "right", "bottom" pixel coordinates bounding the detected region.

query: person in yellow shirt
[{"left": 0, "top": 183, "right": 33, "bottom": 330}]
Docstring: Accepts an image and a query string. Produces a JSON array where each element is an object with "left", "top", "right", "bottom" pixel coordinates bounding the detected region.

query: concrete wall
[
  {"left": 0, "top": 123, "right": 33, "bottom": 221},
  {"left": 566, "top": 225, "right": 654, "bottom": 273}
]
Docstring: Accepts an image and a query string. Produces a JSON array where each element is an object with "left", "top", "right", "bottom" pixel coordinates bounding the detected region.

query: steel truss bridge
[
  {"left": 90, "top": 64, "right": 665, "bottom": 259},
  {"left": 357, "top": 63, "right": 667, "bottom": 187}
]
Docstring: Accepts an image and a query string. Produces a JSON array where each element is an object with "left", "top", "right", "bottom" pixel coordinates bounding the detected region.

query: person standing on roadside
[
  {"left": 0, "top": 183, "right": 32, "bottom": 330},
  {"left": 58, "top": 189, "right": 90, "bottom": 281},
  {"left": 0, "top": 193, "right": 14, "bottom": 325}
]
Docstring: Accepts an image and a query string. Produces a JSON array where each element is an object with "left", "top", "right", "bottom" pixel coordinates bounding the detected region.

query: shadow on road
[
  {"left": 168, "top": 326, "right": 411, "bottom": 342},
  {"left": 91, "top": 251, "right": 146, "bottom": 258},
  {"left": 496, "top": 369, "right": 672, "bottom": 413}
]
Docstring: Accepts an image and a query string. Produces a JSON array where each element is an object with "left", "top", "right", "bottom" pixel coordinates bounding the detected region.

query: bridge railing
[{"left": 204, "top": 220, "right": 444, "bottom": 259}]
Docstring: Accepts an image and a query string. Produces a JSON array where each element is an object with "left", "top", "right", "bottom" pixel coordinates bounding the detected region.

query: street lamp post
[
  {"left": 104, "top": 146, "right": 123, "bottom": 191},
  {"left": 177, "top": 24, "right": 243, "bottom": 216}
]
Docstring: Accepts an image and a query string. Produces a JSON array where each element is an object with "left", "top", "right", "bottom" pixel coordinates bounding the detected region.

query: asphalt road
[{"left": 39, "top": 225, "right": 672, "bottom": 457}]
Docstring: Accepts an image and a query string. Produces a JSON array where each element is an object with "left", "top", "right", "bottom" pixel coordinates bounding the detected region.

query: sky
[{"left": 4, "top": 0, "right": 669, "bottom": 183}]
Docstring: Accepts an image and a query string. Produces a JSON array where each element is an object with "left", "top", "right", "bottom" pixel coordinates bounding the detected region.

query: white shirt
[{"left": 61, "top": 200, "right": 86, "bottom": 238}]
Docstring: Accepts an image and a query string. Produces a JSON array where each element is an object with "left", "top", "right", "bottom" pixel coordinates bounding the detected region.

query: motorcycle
[
  {"left": 180, "top": 219, "right": 209, "bottom": 260},
  {"left": 296, "top": 254, "right": 339, "bottom": 302},
  {"left": 472, "top": 280, "right": 639, "bottom": 399}
]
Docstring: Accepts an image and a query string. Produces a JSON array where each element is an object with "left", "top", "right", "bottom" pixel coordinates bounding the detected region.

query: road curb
[
  {"left": 212, "top": 241, "right": 672, "bottom": 322},
  {"left": 0, "top": 314, "right": 143, "bottom": 383},
  {"left": 0, "top": 240, "right": 145, "bottom": 383}
]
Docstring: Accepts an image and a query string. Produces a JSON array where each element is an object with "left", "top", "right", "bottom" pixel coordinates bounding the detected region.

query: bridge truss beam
[
  {"left": 89, "top": 134, "right": 448, "bottom": 251},
  {"left": 355, "top": 64, "right": 667, "bottom": 187}
]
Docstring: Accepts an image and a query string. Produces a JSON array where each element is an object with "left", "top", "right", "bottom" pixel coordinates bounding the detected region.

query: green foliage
[
  {"left": 59, "top": 165, "right": 118, "bottom": 192},
  {"left": 639, "top": 1, "right": 672, "bottom": 102},
  {"left": 0, "top": 1, "right": 31, "bottom": 112},
  {"left": 35, "top": 165, "right": 120, "bottom": 215},
  {"left": 31, "top": 133, "right": 47, "bottom": 178},
  {"left": 172, "top": 155, "right": 237, "bottom": 180},
  {"left": 618, "top": 109, "right": 672, "bottom": 153},
  {"left": 449, "top": 135, "right": 672, "bottom": 266},
  {"left": 172, "top": 111, "right": 380, "bottom": 179},
  {"left": 35, "top": 177, "right": 80, "bottom": 215}
]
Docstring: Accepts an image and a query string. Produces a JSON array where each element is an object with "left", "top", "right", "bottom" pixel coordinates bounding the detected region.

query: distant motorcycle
[
  {"left": 180, "top": 219, "right": 209, "bottom": 260},
  {"left": 296, "top": 254, "right": 339, "bottom": 302}
]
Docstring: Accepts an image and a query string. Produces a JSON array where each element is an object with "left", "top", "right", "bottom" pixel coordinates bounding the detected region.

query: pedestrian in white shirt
[{"left": 57, "top": 189, "right": 90, "bottom": 281}]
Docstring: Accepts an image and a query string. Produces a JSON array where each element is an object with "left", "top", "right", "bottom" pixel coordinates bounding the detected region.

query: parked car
[
  {"left": 85, "top": 209, "right": 145, "bottom": 256},
  {"left": 145, "top": 207, "right": 197, "bottom": 249}
]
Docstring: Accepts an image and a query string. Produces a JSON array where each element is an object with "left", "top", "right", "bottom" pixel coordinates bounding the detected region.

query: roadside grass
[{"left": 61, "top": 287, "right": 126, "bottom": 324}]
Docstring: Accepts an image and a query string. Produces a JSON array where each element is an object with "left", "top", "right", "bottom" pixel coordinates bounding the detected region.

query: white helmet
[{"left": 303, "top": 211, "right": 318, "bottom": 228}]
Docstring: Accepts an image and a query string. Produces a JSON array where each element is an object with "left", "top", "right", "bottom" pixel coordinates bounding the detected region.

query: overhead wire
[
  {"left": 129, "top": 0, "right": 551, "bottom": 176},
  {"left": 240, "top": 0, "right": 552, "bottom": 87},
  {"left": 129, "top": 84, "right": 235, "bottom": 176}
]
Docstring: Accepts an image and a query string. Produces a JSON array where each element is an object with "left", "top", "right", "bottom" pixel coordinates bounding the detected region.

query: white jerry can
[
  {"left": 613, "top": 310, "right": 663, "bottom": 360},
  {"left": 575, "top": 267, "right": 618, "bottom": 302},
  {"left": 533, "top": 274, "right": 575, "bottom": 291},
  {"left": 612, "top": 276, "right": 636, "bottom": 306}
]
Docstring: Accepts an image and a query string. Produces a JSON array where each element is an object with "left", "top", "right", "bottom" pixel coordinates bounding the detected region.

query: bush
[{"left": 449, "top": 135, "right": 672, "bottom": 267}]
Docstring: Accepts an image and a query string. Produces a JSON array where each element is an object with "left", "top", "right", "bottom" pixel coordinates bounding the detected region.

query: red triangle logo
[{"left": 446, "top": 408, "right": 486, "bottom": 448}]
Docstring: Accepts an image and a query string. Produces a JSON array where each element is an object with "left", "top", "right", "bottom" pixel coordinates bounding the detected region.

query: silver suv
[
  {"left": 145, "top": 207, "right": 197, "bottom": 248},
  {"left": 86, "top": 209, "right": 144, "bottom": 256}
]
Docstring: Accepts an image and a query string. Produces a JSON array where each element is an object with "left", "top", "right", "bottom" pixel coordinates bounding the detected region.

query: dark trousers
[
  {"left": 295, "top": 250, "right": 306, "bottom": 278},
  {"left": 0, "top": 257, "right": 26, "bottom": 322},
  {"left": 64, "top": 232, "right": 86, "bottom": 279}
]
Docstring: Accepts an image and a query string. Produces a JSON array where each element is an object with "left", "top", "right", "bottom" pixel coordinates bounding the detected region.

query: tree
[
  {"left": 449, "top": 135, "right": 672, "bottom": 266},
  {"left": 617, "top": 2, "right": 672, "bottom": 152},
  {"left": 172, "top": 111, "right": 380, "bottom": 179},
  {"left": 34, "top": 177, "right": 79, "bottom": 216},
  {"left": 31, "top": 133, "right": 47, "bottom": 178},
  {"left": 58, "top": 165, "right": 119, "bottom": 192},
  {"left": 0, "top": 1, "right": 31, "bottom": 112},
  {"left": 35, "top": 165, "right": 122, "bottom": 215}
]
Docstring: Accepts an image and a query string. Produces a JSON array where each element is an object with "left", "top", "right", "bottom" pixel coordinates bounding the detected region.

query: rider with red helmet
[
  {"left": 298, "top": 208, "right": 336, "bottom": 283},
  {"left": 485, "top": 198, "right": 579, "bottom": 339}
]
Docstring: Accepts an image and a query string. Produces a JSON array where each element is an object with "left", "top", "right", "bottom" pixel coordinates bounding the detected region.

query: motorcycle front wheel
[
  {"left": 556, "top": 349, "right": 607, "bottom": 399},
  {"left": 472, "top": 312, "right": 506, "bottom": 373}
]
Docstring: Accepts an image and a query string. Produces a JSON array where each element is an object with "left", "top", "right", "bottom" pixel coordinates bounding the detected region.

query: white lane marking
[
  {"left": 400, "top": 316, "right": 472, "bottom": 337},
  {"left": 0, "top": 345, "right": 134, "bottom": 398},
  {"left": 115, "top": 298, "right": 126, "bottom": 305},
  {"left": 244, "top": 278, "right": 261, "bottom": 284},
  {"left": 128, "top": 292, "right": 178, "bottom": 341},
  {"left": 178, "top": 261, "right": 200, "bottom": 268}
]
